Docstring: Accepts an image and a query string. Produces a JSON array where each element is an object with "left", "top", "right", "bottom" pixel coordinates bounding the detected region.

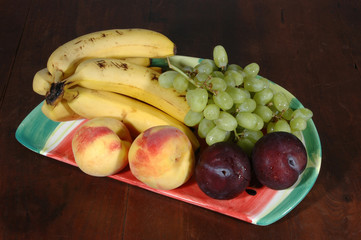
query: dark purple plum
[
  {"left": 195, "top": 142, "right": 251, "bottom": 200},
  {"left": 251, "top": 132, "right": 307, "bottom": 190}
]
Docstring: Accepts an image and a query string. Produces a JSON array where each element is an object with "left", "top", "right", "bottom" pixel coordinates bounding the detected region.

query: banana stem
[
  {"left": 53, "top": 70, "right": 64, "bottom": 83},
  {"left": 45, "top": 81, "right": 65, "bottom": 106}
]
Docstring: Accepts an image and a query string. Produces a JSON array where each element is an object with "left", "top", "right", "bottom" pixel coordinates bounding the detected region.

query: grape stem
[
  {"left": 234, "top": 129, "right": 241, "bottom": 141},
  {"left": 167, "top": 57, "right": 197, "bottom": 85},
  {"left": 167, "top": 57, "right": 218, "bottom": 95}
]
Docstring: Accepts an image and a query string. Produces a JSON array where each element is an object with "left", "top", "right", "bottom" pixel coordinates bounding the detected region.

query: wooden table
[{"left": 1, "top": 0, "right": 360, "bottom": 239}]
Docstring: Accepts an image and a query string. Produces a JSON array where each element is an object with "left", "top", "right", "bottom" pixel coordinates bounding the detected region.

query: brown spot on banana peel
[
  {"left": 95, "top": 59, "right": 128, "bottom": 70},
  {"left": 178, "top": 94, "right": 186, "bottom": 100},
  {"left": 96, "top": 59, "right": 107, "bottom": 69},
  {"left": 110, "top": 61, "right": 128, "bottom": 70},
  {"left": 151, "top": 73, "right": 158, "bottom": 81},
  {"left": 115, "top": 30, "right": 123, "bottom": 35},
  {"left": 85, "top": 33, "right": 109, "bottom": 44}
]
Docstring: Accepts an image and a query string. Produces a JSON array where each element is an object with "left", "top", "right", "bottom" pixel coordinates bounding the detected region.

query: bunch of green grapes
[{"left": 159, "top": 45, "right": 313, "bottom": 155}]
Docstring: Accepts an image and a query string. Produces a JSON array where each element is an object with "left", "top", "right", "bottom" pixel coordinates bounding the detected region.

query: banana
[
  {"left": 63, "top": 86, "right": 199, "bottom": 150},
  {"left": 46, "top": 58, "right": 189, "bottom": 123},
  {"left": 47, "top": 28, "right": 175, "bottom": 82},
  {"left": 33, "top": 68, "right": 53, "bottom": 96},
  {"left": 122, "top": 57, "right": 151, "bottom": 67},
  {"left": 41, "top": 100, "right": 81, "bottom": 122},
  {"left": 33, "top": 57, "right": 150, "bottom": 96},
  {"left": 148, "top": 66, "right": 163, "bottom": 73}
]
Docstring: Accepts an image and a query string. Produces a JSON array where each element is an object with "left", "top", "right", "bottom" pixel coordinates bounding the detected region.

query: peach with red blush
[
  {"left": 128, "top": 125, "right": 195, "bottom": 190},
  {"left": 72, "top": 117, "right": 132, "bottom": 177}
]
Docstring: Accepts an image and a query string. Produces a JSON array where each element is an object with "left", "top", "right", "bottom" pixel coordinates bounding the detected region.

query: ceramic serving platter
[{"left": 16, "top": 56, "right": 321, "bottom": 226}]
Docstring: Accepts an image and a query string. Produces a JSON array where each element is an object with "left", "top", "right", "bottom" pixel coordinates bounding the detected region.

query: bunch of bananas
[{"left": 32, "top": 28, "right": 199, "bottom": 149}]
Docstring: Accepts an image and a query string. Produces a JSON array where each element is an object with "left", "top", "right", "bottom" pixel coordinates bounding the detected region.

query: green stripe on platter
[
  {"left": 256, "top": 164, "right": 319, "bottom": 226},
  {"left": 256, "top": 120, "right": 321, "bottom": 226},
  {"left": 15, "top": 101, "right": 60, "bottom": 154}
]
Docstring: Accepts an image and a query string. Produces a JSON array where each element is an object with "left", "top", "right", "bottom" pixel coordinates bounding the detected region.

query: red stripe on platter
[{"left": 45, "top": 120, "right": 278, "bottom": 222}]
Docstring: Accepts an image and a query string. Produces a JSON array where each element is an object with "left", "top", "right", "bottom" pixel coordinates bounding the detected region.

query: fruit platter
[{"left": 16, "top": 29, "right": 321, "bottom": 226}]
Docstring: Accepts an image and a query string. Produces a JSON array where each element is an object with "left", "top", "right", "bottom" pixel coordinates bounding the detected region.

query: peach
[
  {"left": 72, "top": 117, "right": 132, "bottom": 177},
  {"left": 128, "top": 125, "right": 195, "bottom": 190}
]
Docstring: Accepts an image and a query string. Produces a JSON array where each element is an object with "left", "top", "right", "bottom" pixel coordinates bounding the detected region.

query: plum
[
  {"left": 195, "top": 142, "right": 251, "bottom": 200},
  {"left": 251, "top": 131, "right": 307, "bottom": 190}
]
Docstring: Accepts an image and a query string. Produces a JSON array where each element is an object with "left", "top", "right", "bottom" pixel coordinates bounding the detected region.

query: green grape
[
  {"left": 236, "top": 98, "right": 256, "bottom": 113},
  {"left": 282, "top": 108, "right": 294, "bottom": 121},
  {"left": 187, "top": 83, "right": 197, "bottom": 90},
  {"left": 243, "top": 88, "right": 251, "bottom": 98},
  {"left": 225, "top": 87, "right": 248, "bottom": 104},
  {"left": 244, "top": 63, "right": 260, "bottom": 77},
  {"left": 159, "top": 71, "right": 178, "bottom": 88},
  {"left": 201, "top": 59, "right": 218, "bottom": 70},
  {"left": 237, "top": 137, "right": 254, "bottom": 156},
  {"left": 273, "top": 92, "right": 289, "bottom": 111},
  {"left": 267, "top": 121, "right": 275, "bottom": 133},
  {"left": 274, "top": 119, "right": 291, "bottom": 132},
  {"left": 211, "top": 71, "right": 224, "bottom": 78},
  {"left": 223, "top": 74, "right": 236, "bottom": 87},
  {"left": 224, "top": 130, "right": 232, "bottom": 142},
  {"left": 292, "top": 108, "right": 313, "bottom": 120},
  {"left": 214, "top": 111, "right": 238, "bottom": 131},
  {"left": 251, "top": 114, "right": 264, "bottom": 131},
  {"left": 203, "top": 103, "right": 220, "bottom": 120},
  {"left": 239, "top": 70, "right": 247, "bottom": 78},
  {"left": 254, "top": 105, "right": 273, "bottom": 123},
  {"left": 198, "top": 118, "right": 216, "bottom": 138},
  {"left": 182, "top": 65, "right": 195, "bottom": 73},
  {"left": 259, "top": 77, "right": 270, "bottom": 89},
  {"left": 253, "top": 88, "right": 273, "bottom": 105},
  {"left": 233, "top": 73, "right": 244, "bottom": 86},
  {"left": 213, "top": 91, "right": 234, "bottom": 110},
  {"left": 236, "top": 112, "right": 257, "bottom": 130},
  {"left": 207, "top": 97, "right": 215, "bottom": 105},
  {"left": 290, "top": 117, "right": 307, "bottom": 131},
  {"left": 195, "top": 62, "right": 213, "bottom": 75},
  {"left": 194, "top": 73, "right": 210, "bottom": 86},
  {"left": 224, "top": 70, "right": 244, "bottom": 87},
  {"left": 292, "top": 131, "right": 303, "bottom": 141},
  {"left": 244, "top": 77, "right": 266, "bottom": 92},
  {"left": 184, "top": 110, "right": 203, "bottom": 127},
  {"left": 213, "top": 45, "right": 228, "bottom": 69},
  {"left": 242, "top": 129, "right": 264, "bottom": 143},
  {"left": 227, "top": 64, "right": 243, "bottom": 72},
  {"left": 186, "top": 88, "right": 208, "bottom": 112},
  {"left": 206, "top": 126, "right": 228, "bottom": 145},
  {"left": 209, "top": 77, "right": 227, "bottom": 91},
  {"left": 173, "top": 74, "right": 189, "bottom": 92}
]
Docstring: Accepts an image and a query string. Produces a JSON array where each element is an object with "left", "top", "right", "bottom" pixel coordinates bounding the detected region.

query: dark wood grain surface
[{"left": 1, "top": 0, "right": 360, "bottom": 239}]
